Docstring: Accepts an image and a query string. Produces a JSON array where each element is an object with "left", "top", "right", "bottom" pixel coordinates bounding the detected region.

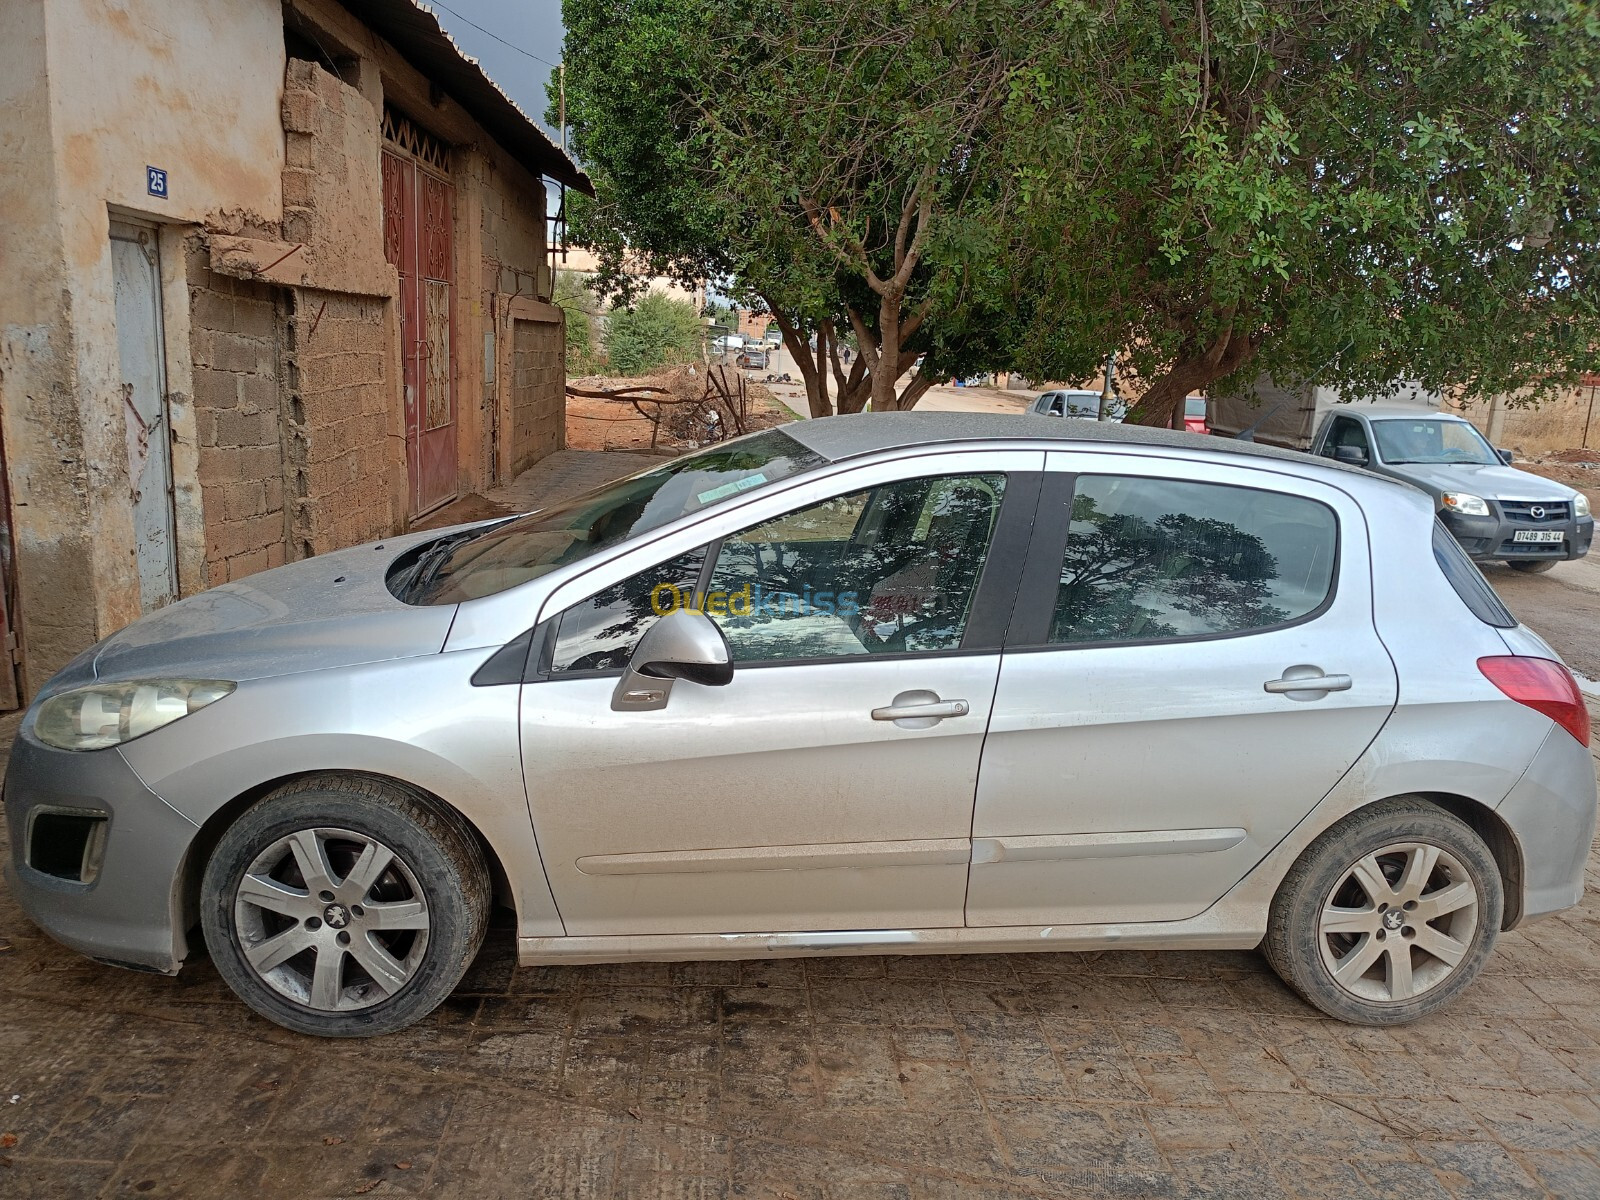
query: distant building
[
  {"left": 560, "top": 247, "right": 706, "bottom": 312},
  {"left": 0, "top": 0, "right": 591, "bottom": 704}
]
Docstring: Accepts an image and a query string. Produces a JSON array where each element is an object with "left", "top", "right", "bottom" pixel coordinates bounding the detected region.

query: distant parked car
[
  {"left": 1030, "top": 389, "right": 1124, "bottom": 421},
  {"left": 1184, "top": 396, "right": 1208, "bottom": 434},
  {"left": 736, "top": 349, "right": 769, "bottom": 370},
  {"left": 8, "top": 415, "right": 1592, "bottom": 1036},
  {"left": 1308, "top": 406, "right": 1593, "bottom": 573}
]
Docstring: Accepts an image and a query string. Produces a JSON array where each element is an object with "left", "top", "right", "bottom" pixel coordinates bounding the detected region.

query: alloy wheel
[
  {"left": 233, "top": 827, "right": 431, "bottom": 1012},
  {"left": 1317, "top": 841, "right": 1480, "bottom": 1003}
]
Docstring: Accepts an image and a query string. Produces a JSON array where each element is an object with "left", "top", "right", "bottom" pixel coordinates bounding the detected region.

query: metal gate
[
  {"left": 382, "top": 116, "right": 458, "bottom": 518},
  {"left": 109, "top": 220, "right": 178, "bottom": 612}
]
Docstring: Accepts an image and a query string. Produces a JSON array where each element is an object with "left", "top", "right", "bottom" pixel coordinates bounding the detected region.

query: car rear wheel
[
  {"left": 201, "top": 775, "right": 491, "bottom": 1037},
  {"left": 1508, "top": 559, "right": 1558, "bottom": 573},
  {"left": 1263, "top": 798, "right": 1502, "bottom": 1025}
]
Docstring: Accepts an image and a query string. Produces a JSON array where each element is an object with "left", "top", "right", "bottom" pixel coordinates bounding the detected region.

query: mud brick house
[{"left": 0, "top": 0, "right": 590, "bottom": 706}]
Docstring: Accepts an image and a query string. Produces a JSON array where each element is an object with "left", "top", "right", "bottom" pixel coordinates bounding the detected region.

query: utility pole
[
  {"left": 1097, "top": 352, "right": 1116, "bottom": 421},
  {"left": 558, "top": 61, "right": 566, "bottom": 153}
]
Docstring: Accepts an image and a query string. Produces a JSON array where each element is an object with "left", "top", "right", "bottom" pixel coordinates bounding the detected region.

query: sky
[{"left": 426, "top": 0, "right": 567, "bottom": 138}]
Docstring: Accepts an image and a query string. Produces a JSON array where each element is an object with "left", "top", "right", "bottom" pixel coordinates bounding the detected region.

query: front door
[
  {"left": 109, "top": 221, "right": 177, "bottom": 612},
  {"left": 966, "top": 452, "right": 1399, "bottom": 927},
  {"left": 521, "top": 455, "right": 1038, "bottom": 935},
  {"left": 382, "top": 149, "right": 458, "bottom": 517}
]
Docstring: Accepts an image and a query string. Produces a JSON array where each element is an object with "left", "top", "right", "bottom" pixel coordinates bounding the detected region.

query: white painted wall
[{"left": 45, "top": 0, "right": 288, "bottom": 633}]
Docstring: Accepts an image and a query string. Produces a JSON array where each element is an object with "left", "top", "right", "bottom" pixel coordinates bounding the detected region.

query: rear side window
[
  {"left": 1432, "top": 521, "right": 1515, "bottom": 627},
  {"left": 1049, "top": 475, "right": 1338, "bottom": 645}
]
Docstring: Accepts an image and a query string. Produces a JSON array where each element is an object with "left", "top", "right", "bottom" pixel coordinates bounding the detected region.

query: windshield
[
  {"left": 1371, "top": 418, "right": 1499, "bottom": 466},
  {"left": 400, "top": 428, "right": 827, "bottom": 604},
  {"left": 1184, "top": 397, "right": 1206, "bottom": 419}
]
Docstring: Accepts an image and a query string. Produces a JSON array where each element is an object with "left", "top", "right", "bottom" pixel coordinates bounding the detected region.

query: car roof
[
  {"left": 1339, "top": 405, "right": 1461, "bottom": 421},
  {"left": 782, "top": 412, "right": 1368, "bottom": 476}
]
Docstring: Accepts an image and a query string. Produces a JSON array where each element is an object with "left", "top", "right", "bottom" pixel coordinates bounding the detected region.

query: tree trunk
[
  {"left": 870, "top": 292, "right": 903, "bottom": 410},
  {"left": 1130, "top": 325, "right": 1262, "bottom": 427},
  {"left": 769, "top": 305, "right": 834, "bottom": 418}
]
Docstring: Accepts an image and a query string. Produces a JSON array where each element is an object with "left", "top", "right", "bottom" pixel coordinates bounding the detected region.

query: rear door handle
[
  {"left": 1264, "top": 672, "right": 1352, "bottom": 694},
  {"left": 872, "top": 690, "right": 970, "bottom": 728}
]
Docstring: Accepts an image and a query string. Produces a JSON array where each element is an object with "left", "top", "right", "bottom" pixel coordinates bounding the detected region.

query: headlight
[
  {"left": 35, "top": 679, "right": 235, "bottom": 751},
  {"left": 1441, "top": 492, "right": 1490, "bottom": 518},
  {"left": 1575, "top": 493, "right": 1591, "bottom": 519}
]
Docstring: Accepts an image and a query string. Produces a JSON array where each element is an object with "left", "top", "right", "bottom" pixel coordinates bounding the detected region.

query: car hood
[
  {"left": 1387, "top": 461, "right": 1580, "bottom": 502},
  {"left": 86, "top": 526, "right": 483, "bottom": 685}
]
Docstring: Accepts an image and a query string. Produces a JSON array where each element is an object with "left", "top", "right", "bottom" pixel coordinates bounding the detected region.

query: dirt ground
[
  {"left": 566, "top": 365, "right": 797, "bottom": 453},
  {"left": 3, "top": 442, "right": 1600, "bottom": 1198}
]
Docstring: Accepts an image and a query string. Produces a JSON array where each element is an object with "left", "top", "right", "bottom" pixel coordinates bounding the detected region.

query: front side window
[
  {"left": 550, "top": 549, "right": 707, "bottom": 672},
  {"left": 399, "top": 429, "right": 825, "bottom": 604},
  {"left": 701, "top": 473, "right": 1007, "bottom": 662},
  {"left": 1323, "top": 416, "right": 1370, "bottom": 458},
  {"left": 1371, "top": 418, "right": 1497, "bottom": 466},
  {"left": 1049, "top": 476, "right": 1337, "bottom": 645}
]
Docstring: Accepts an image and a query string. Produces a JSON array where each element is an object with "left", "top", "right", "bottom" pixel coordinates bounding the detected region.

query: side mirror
[
  {"left": 1332, "top": 444, "right": 1370, "bottom": 467},
  {"left": 611, "top": 608, "right": 733, "bottom": 712},
  {"left": 1497, "top": 448, "right": 1514, "bottom": 465}
]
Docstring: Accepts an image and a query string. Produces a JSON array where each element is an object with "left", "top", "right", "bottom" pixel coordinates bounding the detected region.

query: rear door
[{"left": 966, "top": 452, "right": 1398, "bottom": 927}]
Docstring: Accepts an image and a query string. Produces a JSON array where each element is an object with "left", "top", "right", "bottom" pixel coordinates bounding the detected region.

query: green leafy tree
[
  {"left": 602, "top": 291, "right": 706, "bottom": 376},
  {"left": 559, "top": 0, "right": 1600, "bottom": 424},
  {"left": 556, "top": 0, "right": 1050, "bottom": 415},
  {"left": 1007, "top": 1, "right": 1600, "bottom": 424}
]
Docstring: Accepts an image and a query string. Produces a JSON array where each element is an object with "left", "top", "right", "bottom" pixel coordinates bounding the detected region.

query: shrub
[{"left": 603, "top": 291, "right": 705, "bottom": 376}]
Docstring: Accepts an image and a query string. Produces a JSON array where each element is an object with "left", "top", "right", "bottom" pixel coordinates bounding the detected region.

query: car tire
[
  {"left": 1263, "top": 797, "right": 1502, "bottom": 1025},
  {"left": 201, "top": 774, "right": 491, "bottom": 1037},
  {"left": 1508, "top": 559, "right": 1558, "bottom": 573}
]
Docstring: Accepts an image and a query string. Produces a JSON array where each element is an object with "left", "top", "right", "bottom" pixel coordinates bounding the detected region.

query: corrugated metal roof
[{"left": 334, "top": 0, "right": 593, "bottom": 195}]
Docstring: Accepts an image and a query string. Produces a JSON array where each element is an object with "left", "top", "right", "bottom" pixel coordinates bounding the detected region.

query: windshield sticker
[{"left": 696, "top": 473, "right": 768, "bottom": 505}]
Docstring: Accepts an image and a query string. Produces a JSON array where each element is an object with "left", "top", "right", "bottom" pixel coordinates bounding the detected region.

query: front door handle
[
  {"left": 1264, "top": 670, "right": 1352, "bottom": 695},
  {"left": 872, "top": 689, "right": 970, "bottom": 729}
]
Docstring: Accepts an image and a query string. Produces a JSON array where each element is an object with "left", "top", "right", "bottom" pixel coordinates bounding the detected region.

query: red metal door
[{"left": 383, "top": 151, "right": 458, "bottom": 517}]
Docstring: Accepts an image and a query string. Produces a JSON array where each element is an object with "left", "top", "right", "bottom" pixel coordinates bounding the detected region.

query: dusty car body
[{"left": 5, "top": 414, "right": 1594, "bottom": 1036}]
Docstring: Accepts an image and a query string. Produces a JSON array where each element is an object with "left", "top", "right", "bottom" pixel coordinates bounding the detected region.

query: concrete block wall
[
  {"left": 186, "top": 242, "right": 289, "bottom": 586},
  {"left": 511, "top": 318, "right": 564, "bottom": 474},
  {"left": 284, "top": 294, "right": 396, "bottom": 556}
]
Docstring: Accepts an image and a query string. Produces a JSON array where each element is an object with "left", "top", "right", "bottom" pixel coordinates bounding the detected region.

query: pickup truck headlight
[
  {"left": 1441, "top": 492, "right": 1491, "bottom": 518},
  {"left": 1575, "top": 493, "right": 1591, "bottom": 519},
  {"left": 35, "top": 679, "right": 235, "bottom": 751}
]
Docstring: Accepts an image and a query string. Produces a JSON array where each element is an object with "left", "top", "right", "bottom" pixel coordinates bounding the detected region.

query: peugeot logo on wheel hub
[{"left": 323, "top": 903, "right": 350, "bottom": 930}]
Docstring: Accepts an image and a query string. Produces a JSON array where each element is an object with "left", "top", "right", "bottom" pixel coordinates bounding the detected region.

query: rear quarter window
[{"left": 1432, "top": 521, "right": 1516, "bottom": 627}]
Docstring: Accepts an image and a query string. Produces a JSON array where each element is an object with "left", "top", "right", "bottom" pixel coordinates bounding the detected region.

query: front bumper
[
  {"left": 3, "top": 727, "right": 197, "bottom": 974},
  {"left": 1441, "top": 507, "right": 1593, "bottom": 562}
]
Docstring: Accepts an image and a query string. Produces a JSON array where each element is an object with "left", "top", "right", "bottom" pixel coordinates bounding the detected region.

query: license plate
[{"left": 1513, "top": 530, "right": 1564, "bottom": 543}]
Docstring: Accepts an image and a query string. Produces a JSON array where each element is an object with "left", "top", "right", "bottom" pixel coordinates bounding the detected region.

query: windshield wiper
[{"left": 397, "top": 531, "right": 480, "bottom": 602}]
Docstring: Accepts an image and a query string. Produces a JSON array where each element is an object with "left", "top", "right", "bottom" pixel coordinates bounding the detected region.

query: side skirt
[{"left": 517, "top": 908, "right": 1265, "bottom": 966}]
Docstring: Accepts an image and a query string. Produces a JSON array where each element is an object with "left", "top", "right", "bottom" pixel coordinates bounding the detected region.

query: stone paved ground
[{"left": 2, "top": 450, "right": 1599, "bottom": 1199}]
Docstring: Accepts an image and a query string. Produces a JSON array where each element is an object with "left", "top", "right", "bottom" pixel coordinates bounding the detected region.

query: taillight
[{"left": 1477, "top": 656, "right": 1591, "bottom": 747}]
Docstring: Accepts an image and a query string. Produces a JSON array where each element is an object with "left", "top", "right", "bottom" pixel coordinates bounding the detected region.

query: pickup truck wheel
[
  {"left": 1508, "top": 559, "right": 1557, "bottom": 573},
  {"left": 1264, "top": 798, "right": 1501, "bottom": 1025}
]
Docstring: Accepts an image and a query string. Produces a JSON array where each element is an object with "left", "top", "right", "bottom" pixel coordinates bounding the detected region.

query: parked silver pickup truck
[{"left": 1308, "top": 406, "right": 1593, "bottom": 573}]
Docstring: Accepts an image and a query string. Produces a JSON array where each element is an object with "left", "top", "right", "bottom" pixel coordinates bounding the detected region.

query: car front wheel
[
  {"left": 1263, "top": 798, "right": 1502, "bottom": 1025},
  {"left": 1508, "top": 559, "right": 1558, "bottom": 573},
  {"left": 201, "top": 775, "right": 491, "bottom": 1037}
]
